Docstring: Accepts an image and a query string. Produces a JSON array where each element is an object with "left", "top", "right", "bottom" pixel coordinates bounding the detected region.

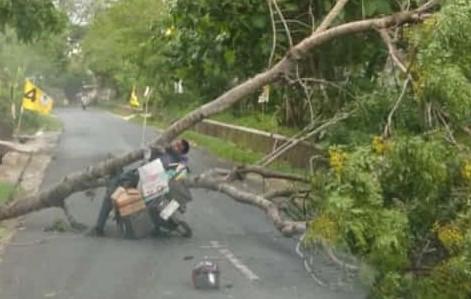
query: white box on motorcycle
[
  {"left": 138, "top": 159, "right": 169, "bottom": 202},
  {"left": 192, "top": 259, "right": 220, "bottom": 290}
]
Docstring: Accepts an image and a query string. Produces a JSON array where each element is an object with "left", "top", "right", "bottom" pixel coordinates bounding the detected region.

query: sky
[{"left": 54, "top": 0, "right": 118, "bottom": 25}]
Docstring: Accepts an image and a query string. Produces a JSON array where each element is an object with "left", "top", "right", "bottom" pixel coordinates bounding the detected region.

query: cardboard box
[{"left": 112, "top": 187, "right": 146, "bottom": 217}]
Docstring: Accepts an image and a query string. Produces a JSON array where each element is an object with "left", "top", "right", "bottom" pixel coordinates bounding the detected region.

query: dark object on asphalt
[
  {"left": 183, "top": 255, "right": 194, "bottom": 261},
  {"left": 192, "top": 259, "right": 220, "bottom": 290},
  {"left": 43, "top": 219, "right": 67, "bottom": 232}
]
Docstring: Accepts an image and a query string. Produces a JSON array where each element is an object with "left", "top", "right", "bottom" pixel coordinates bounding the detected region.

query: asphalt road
[{"left": 0, "top": 108, "right": 365, "bottom": 299}]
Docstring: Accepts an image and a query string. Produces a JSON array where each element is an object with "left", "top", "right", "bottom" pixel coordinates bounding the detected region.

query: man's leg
[
  {"left": 92, "top": 177, "right": 120, "bottom": 235},
  {"left": 94, "top": 195, "right": 113, "bottom": 235}
]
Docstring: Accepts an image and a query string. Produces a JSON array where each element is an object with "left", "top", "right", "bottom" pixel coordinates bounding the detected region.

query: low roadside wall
[{"left": 192, "top": 119, "right": 323, "bottom": 168}]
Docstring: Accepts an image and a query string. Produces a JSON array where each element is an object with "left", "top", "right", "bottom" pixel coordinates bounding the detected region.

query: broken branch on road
[{"left": 186, "top": 175, "right": 307, "bottom": 236}]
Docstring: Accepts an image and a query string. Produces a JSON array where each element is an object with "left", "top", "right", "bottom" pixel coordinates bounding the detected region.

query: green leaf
[
  {"left": 224, "top": 50, "right": 236, "bottom": 66},
  {"left": 364, "top": 0, "right": 392, "bottom": 17},
  {"left": 250, "top": 15, "right": 266, "bottom": 29}
]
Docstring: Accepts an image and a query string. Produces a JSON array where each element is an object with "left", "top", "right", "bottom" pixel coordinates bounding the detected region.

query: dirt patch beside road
[{"left": 0, "top": 132, "right": 60, "bottom": 253}]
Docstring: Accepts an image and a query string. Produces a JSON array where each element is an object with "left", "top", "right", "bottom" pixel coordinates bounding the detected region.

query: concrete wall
[{"left": 192, "top": 119, "right": 323, "bottom": 168}]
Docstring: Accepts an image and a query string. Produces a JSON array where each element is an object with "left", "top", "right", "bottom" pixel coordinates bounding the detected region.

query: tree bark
[
  {"left": 0, "top": 140, "right": 40, "bottom": 154},
  {"left": 0, "top": 150, "right": 144, "bottom": 220},
  {"left": 315, "top": 0, "right": 350, "bottom": 32}
]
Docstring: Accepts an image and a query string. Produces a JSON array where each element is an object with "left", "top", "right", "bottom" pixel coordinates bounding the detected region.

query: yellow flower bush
[
  {"left": 434, "top": 223, "right": 464, "bottom": 253},
  {"left": 307, "top": 215, "right": 339, "bottom": 244},
  {"left": 461, "top": 160, "right": 471, "bottom": 182},
  {"left": 429, "top": 257, "right": 471, "bottom": 296},
  {"left": 328, "top": 147, "right": 346, "bottom": 174},
  {"left": 372, "top": 136, "right": 388, "bottom": 155}
]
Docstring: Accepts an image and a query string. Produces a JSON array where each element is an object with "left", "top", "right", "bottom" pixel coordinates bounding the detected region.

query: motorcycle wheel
[
  {"left": 117, "top": 217, "right": 135, "bottom": 239},
  {"left": 171, "top": 218, "right": 192, "bottom": 238}
]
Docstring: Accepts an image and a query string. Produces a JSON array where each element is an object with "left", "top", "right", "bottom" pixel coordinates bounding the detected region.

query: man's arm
[{"left": 119, "top": 169, "right": 140, "bottom": 188}]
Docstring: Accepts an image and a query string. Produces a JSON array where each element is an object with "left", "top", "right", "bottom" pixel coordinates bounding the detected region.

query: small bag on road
[{"left": 192, "top": 259, "right": 220, "bottom": 289}]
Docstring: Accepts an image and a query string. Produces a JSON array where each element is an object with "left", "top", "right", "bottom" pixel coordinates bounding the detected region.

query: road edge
[{"left": 0, "top": 130, "right": 62, "bottom": 256}]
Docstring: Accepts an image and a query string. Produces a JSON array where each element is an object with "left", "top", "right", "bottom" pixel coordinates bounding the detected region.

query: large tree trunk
[{"left": 0, "top": 2, "right": 438, "bottom": 223}]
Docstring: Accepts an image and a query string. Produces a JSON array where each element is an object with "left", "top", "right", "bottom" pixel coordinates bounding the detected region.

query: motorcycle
[{"left": 111, "top": 160, "right": 192, "bottom": 239}]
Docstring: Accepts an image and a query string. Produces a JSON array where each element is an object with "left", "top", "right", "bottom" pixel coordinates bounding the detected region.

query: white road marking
[
  {"left": 106, "top": 112, "right": 135, "bottom": 121},
  {"left": 122, "top": 114, "right": 137, "bottom": 121},
  {"left": 210, "top": 241, "right": 260, "bottom": 281}
]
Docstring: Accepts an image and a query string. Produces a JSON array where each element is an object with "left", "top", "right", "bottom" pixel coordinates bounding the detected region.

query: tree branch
[
  {"left": 257, "top": 123, "right": 317, "bottom": 166},
  {"left": 0, "top": 151, "right": 138, "bottom": 220},
  {"left": 263, "top": 188, "right": 299, "bottom": 200},
  {"left": 315, "top": 0, "right": 350, "bottom": 32},
  {"left": 377, "top": 28, "right": 408, "bottom": 74},
  {"left": 267, "top": 0, "right": 277, "bottom": 67},
  {"left": 418, "top": 0, "right": 440, "bottom": 13},
  {"left": 320, "top": 240, "right": 359, "bottom": 271},
  {"left": 383, "top": 77, "right": 411, "bottom": 138},
  {"left": 436, "top": 107, "right": 458, "bottom": 145},
  {"left": 186, "top": 176, "right": 306, "bottom": 236},
  {"left": 261, "top": 112, "right": 350, "bottom": 167},
  {"left": 272, "top": 0, "right": 293, "bottom": 47},
  {"left": 0, "top": 140, "right": 39, "bottom": 154}
]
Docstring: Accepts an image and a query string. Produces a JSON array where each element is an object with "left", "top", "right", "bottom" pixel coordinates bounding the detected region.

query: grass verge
[
  {"left": 182, "top": 131, "right": 263, "bottom": 165},
  {"left": 20, "top": 111, "right": 63, "bottom": 134},
  {"left": 182, "top": 131, "right": 306, "bottom": 175},
  {"left": 0, "top": 181, "right": 14, "bottom": 205},
  {"left": 0, "top": 182, "right": 14, "bottom": 240}
]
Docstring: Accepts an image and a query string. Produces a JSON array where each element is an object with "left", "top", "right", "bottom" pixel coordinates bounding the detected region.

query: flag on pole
[
  {"left": 129, "top": 85, "right": 140, "bottom": 108},
  {"left": 22, "top": 79, "right": 54, "bottom": 114}
]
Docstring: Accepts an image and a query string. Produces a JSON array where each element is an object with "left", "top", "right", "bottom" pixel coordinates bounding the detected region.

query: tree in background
[
  {"left": 0, "top": 0, "right": 66, "bottom": 41},
  {"left": 0, "top": 0, "right": 90, "bottom": 131},
  {"left": 81, "top": 0, "right": 165, "bottom": 98}
]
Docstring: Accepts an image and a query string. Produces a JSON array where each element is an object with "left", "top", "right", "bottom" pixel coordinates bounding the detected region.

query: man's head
[{"left": 171, "top": 139, "right": 190, "bottom": 155}]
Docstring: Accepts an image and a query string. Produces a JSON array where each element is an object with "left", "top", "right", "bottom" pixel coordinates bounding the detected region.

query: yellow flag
[
  {"left": 22, "top": 79, "right": 54, "bottom": 114},
  {"left": 129, "top": 85, "right": 140, "bottom": 108}
]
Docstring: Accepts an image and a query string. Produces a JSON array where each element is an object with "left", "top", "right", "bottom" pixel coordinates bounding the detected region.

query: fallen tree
[{"left": 0, "top": 1, "right": 440, "bottom": 236}]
